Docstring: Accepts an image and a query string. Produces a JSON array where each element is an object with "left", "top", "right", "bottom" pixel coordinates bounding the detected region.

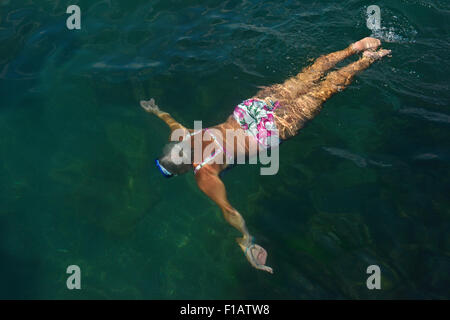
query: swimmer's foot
[
  {"left": 237, "top": 237, "right": 273, "bottom": 274},
  {"left": 352, "top": 37, "right": 381, "bottom": 52},
  {"left": 363, "top": 48, "right": 392, "bottom": 60}
]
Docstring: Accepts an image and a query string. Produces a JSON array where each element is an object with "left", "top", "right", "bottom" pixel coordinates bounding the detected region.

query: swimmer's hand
[
  {"left": 140, "top": 98, "right": 161, "bottom": 114},
  {"left": 239, "top": 239, "right": 274, "bottom": 274}
]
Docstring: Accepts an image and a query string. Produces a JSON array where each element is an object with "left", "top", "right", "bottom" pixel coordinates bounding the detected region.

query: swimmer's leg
[
  {"left": 256, "top": 37, "right": 381, "bottom": 100},
  {"left": 140, "top": 98, "right": 189, "bottom": 135},
  {"left": 308, "top": 49, "right": 391, "bottom": 104},
  {"left": 276, "top": 49, "right": 391, "bottom": 138},
  {"left": 294, "top": 37, "right": 381, "bottom": 85}
]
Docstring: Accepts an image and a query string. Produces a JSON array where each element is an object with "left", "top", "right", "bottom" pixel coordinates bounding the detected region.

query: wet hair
[{"left": 158, "top": 141, "right": 193, "bottom": 176}]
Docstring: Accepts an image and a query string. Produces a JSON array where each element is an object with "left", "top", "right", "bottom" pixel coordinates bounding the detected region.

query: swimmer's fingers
[
  {"left": 245, "top": 244, "right": 274, "bottom": 274},
  {"left": 257, "top": 265, "right": 274, "bottom": 274},
  {"left": 140, "top": 98, "right": 160, "bottom": 114}
]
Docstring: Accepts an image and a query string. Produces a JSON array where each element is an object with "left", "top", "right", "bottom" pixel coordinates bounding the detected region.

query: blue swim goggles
[{"left": 155, "top": 159, "right": 175, "bottom": 178}]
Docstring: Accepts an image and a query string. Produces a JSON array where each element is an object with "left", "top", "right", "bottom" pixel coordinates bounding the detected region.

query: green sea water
[{"left": 0, "top": 0, "right": 449, "bottom": 299}]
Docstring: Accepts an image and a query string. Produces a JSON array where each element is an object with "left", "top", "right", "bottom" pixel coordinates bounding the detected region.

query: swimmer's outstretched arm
[
  {"left": 140, "top": 98, "right": 189, "bottom": 134},
  {"left": 195, "top": 168, "right": 273, "bottom": 274}
]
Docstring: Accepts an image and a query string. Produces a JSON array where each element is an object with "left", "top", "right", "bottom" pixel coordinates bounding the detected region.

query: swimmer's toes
[
  {"left": 353, "top": 37, "right": 381, "bottom": 52},
  {"left": 378, "top": 49, "right": 392, "bottom": 57},
  {"left": 363, "top": 48, "right": 391, "bottom": 60}
]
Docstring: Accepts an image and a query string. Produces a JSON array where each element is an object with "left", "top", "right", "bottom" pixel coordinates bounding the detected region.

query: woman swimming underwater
[{"left": 141, "top": 37, "right": 391, "bottom": 273}]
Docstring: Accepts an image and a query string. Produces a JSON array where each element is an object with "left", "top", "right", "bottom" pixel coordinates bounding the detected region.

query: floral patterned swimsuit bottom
[{"left": 233, "top": 98, "right": 281, "bottom": 148}]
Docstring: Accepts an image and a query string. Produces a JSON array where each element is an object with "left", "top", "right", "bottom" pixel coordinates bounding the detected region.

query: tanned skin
[{"left": 141, "top": 37, "right": 391, "bottom": 273}]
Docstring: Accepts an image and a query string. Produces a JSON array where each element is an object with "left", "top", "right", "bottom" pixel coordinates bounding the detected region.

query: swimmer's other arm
[
  {"left": 195, "top": 168, "right": 273, "bottom": 273},
  {"left": 140, "top": 98, "right": 189, "bottom": 134}
]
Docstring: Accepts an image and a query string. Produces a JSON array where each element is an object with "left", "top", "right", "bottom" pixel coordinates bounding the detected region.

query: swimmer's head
[{"left": 155, "top": 141, "right": 192, "bottom": 178}]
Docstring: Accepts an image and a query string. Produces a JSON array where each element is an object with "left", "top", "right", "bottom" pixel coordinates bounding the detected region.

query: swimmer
[{"left": 141, "top": 37, "right": 391, "bottom": 273}]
